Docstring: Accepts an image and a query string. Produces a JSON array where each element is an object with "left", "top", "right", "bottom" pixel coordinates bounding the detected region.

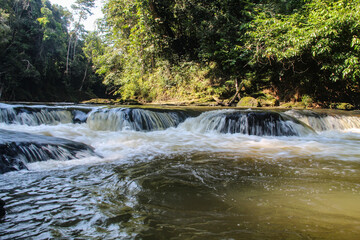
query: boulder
[
  {"left": 335, "top": 103, "right": 355, "bottom": 110},
  {"left": 237, "top": 97, "right": 260, "bottom": 108},
  {"left": 0, "top": 129, "right": 99, "bottom": 174}
]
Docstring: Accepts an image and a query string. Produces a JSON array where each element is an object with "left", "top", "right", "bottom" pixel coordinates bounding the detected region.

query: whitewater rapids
[{"left": 0, "top": 103, "right": 359, "bottom": 239}]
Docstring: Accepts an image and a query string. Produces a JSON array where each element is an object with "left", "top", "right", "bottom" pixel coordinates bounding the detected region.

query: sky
[{"left": 49, "top": 0, "right": 104, "bottom": 31}]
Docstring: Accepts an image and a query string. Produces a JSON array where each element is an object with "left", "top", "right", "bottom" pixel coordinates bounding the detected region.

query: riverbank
[{"left": 81, "top": 98, "right": 358, "bottom": 110}]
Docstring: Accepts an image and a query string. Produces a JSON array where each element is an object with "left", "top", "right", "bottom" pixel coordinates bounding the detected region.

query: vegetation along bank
[{"left": 0, "top": 0, "right": 359, "bottom": 109}]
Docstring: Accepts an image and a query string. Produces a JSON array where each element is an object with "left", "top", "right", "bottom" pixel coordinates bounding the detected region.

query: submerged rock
[
  {"left": 72, "top": 110, "right": 88, "bottom": 123},
  {"left": 0, "top": 129, "right": 99, "bottom": 174}
]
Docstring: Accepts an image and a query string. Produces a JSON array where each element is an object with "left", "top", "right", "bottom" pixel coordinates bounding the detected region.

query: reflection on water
[{"left": 0, "top": 104, "right": 360, "bottom": 239}]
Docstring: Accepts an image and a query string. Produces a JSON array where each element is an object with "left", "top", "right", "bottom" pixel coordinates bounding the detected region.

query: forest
[{"left": 0, "top": 0, "right": 359, "bottom": 108}]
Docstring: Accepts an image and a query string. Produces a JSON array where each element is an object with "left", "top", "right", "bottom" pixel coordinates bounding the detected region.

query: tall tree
[
  {"left": 0, "top": 0, "right": 104, "bottom": 101},
  {"left": 0, "top": 0, "right": 44, "bottom": 100},
  {"left": 37, "top": 0, "right": 70, "bottom": 92},
  {"left": 65, "top": 0, "right": 95, "bottom": 75}
]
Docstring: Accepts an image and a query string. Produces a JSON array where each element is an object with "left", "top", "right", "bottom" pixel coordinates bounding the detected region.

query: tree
[
  {"left": 0, "top": 0, "right": 44, "bottom": 100},
  {"left": 99, "top": 0, "right": 259, "bottom": 102},
  {"left": 247, "top": 0, "right": 360, "bottom": 104},
  {"left": 65, "top": 0, "right": 95, "bottom": 75},
  {"left": 0, "top": 0, "right": 104, "bottom": 101},
  {"left": 79, "top": 31, "right": 104, "bottom": 93},
  {"left": 0, "top": 6, "right": 11, "bottom": 98},
  {"left": 37, "top": 1, "right": 71, "bottom": 92}
]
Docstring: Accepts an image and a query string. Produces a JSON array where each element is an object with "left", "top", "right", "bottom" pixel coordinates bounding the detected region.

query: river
[{"left": 0, "top": 103, "right": 359, "bottom": 239}]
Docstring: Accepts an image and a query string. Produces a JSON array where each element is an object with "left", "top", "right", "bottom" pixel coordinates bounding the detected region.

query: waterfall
[
  {"left": 0, "top": 107, "right": 70, "bottom": 125},
  {"left": 0, "top": 129, "right": 98, "bottom": 174},
  {"left": 87, "top": 108, "right": 188, "bottom": 131},
  {"left": 285, "top": 110, "right": 360, "bottom": 132},
  {"left": 180, "top": 109, "right": 315, "bottom": 136},
  {"left": 1, "top": 103, "right": 359, "bottom": 174},
  {"left": 0, "top": 104, "right": 91, "bottom": 125}
]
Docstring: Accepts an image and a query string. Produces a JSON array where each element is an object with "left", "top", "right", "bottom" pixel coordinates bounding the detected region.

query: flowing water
[{"left": 0, "top": 103, "right": 360, "bottom": 239}]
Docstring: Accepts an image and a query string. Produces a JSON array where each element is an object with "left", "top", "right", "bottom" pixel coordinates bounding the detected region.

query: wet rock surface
[{"left": 0, "top": 129, "right": 98, "bottom": 174}]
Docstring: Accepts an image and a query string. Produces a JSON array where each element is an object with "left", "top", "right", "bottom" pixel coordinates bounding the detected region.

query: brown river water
[{"left": 0, "top": 103, "right": 359, "bottom": 239}]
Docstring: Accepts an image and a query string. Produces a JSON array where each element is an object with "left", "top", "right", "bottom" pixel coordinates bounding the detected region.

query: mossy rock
[
  {"left": 255, "top": 93, "right": 279, "bottom": 107},
  {"left": 257, "top": 98, "right": 279, "bottom": 107},
  {"left": 82, "top": 98, "right": 114, "bottom": 104},
  {"left": 280, "top": 102, "right": 306, "bottom": 109},
  {"left": 237, "top": 97, "right": 260, "bottom": 108},
  {"left": 334, "top": 103, "right": 355, "bottom": 110}
]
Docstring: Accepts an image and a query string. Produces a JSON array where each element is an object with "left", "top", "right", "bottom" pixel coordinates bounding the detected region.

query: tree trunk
[
  {"left": 65, "top": 34, "right": 72, "bottom": 74},
  {"left": 227, "top": 78, "right": 242, "bottom": 106},
  {"left": 79, "top": 61, "right": 89, "bottom": 91},
  {"left": 73, "top": 36, "right": 78, "bottom": 61}
]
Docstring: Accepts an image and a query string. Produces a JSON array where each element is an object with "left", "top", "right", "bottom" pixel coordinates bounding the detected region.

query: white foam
[{"left": 1, "top": 108, "right": 359, "bottom": 171}]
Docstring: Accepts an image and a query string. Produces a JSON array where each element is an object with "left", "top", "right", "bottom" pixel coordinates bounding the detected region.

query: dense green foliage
[
  {"left": 94, "top": 0, "right": 359, "bottom": 106},
  {"left": 0, "top": 0, "right": 104, "bottom": 101},
  {"left": 248, "top": 0, "right": 360, "bottom": 104},
  {"left": 1, "top": 0, "right": 359, "bottom": 106},
  {"left": 96, "top": 0, "right": 257, "bottom": 102}
]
